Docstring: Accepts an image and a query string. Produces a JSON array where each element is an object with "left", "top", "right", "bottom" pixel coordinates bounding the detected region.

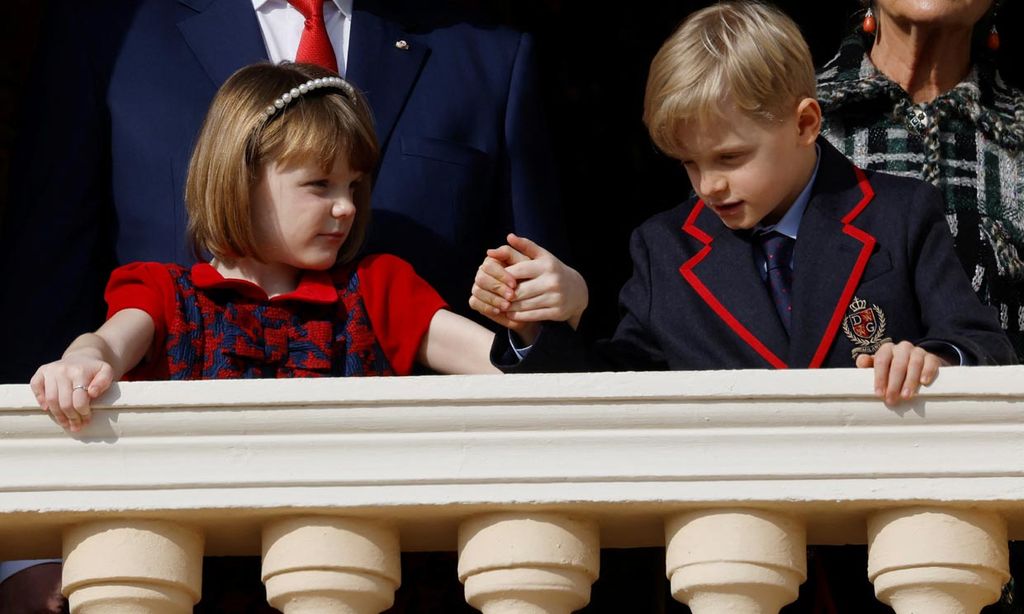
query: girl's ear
[{"left": 794, "top": 97, "right": 822, "bottom": 146}]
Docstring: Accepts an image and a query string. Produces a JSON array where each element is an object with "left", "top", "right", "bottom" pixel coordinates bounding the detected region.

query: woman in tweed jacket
[{"left": 817, "top": 0, "right": 1024, "bottom": 361}]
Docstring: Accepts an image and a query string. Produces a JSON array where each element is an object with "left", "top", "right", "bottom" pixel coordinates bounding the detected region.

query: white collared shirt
[{"left": 251, "top": 0, "right": 353, "bottom": 77}]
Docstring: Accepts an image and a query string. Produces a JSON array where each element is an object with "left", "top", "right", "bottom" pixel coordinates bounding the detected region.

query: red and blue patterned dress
[{"left": 103, "top": 254, "right": 446, "bottom": 380}]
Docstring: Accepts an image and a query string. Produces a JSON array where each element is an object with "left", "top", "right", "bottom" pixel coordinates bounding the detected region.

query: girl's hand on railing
[{"left": 30, "top": 351, "right": 113, "bottom": 432}]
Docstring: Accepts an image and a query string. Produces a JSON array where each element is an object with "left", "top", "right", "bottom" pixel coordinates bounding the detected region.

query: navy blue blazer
[
  {"left": 0, "top": 0, "right": 566, "bottom": 381},
  {"left": 495, "top": 139, "right": 1016, "bottom": 371}
]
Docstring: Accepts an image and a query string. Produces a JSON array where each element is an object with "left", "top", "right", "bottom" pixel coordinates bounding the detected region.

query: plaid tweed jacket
[{"left": 818, "top": 33, "right": 1024, "bottom": 360}]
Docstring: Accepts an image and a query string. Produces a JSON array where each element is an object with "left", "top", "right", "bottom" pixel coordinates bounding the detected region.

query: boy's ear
[{"left": 794, "top": 97, "right": 822, "bottom": 146}]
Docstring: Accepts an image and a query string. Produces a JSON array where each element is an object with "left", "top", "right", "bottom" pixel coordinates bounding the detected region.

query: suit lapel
[
  {"left": 679, "top": 201, "right": 791, "bottom": 368},
  {"left": 177, "top": 0, "right": 269, "bottom": 87},
  {"left": 788, "top": 140, "right": 877, "bottom": 368},
  {"left": 347, "top": 2, "right": 429, "bottom": 153}
]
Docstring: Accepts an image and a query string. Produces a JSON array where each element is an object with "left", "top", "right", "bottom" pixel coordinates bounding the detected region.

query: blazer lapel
[
  {"left": 177, "top": 0, "right": 269, "bottom": 87},
  {"left": 347, "top": 2, "right": 429, "bottom": 153},
  {"left": 679, "top": 201, "right": 791, "bottom": 368},
  {"left": 788, "top": 140, "right": 877, "bottom": 368}
]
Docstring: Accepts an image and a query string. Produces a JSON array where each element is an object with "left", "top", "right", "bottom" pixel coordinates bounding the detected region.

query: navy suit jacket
[
  {"left": 0, "top": 0, "right": 566, "bottom": 381},
  {"left": 496, "top": 139, "right": 1016, "bottom": 372}
]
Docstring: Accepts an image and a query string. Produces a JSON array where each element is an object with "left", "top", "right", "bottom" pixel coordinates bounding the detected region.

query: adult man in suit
[{"left": 0, "top": 0, "right": 567, "bottom": 383}]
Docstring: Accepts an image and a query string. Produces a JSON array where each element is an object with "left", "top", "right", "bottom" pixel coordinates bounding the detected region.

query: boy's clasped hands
[
  {"left": 471, "top": 233, "right": 946, "bottom": 407},
  {"left": 470, "top": 233, "right": 588, "bottom": 346}
]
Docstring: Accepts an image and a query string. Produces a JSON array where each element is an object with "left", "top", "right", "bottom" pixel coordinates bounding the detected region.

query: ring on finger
[{"left": 72, "top": 385, "right": 88, "bottom": 392}]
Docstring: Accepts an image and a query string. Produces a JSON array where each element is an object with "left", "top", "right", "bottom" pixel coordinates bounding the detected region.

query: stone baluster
[
  {"left": 868, "top": 507, "right": 1009, "bottom": 614},
  {"left": 458, "top": 513, "right": 600, "bottom": 614},
  {"left": 665, "top": 509, "right": 806, "bottom": 614},
  {"left": 261, "top": 516, "right": 401, "bottom": 614},
  {"left": 62, "top": 519, "right": 204, "bottom": 614}
]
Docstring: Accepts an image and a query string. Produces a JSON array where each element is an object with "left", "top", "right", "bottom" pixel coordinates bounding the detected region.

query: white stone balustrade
[
  {"left": 666, "top": 509, "right": 806, "bottom": 613},
  {"left": 63, "top": 519, "right": 203, "bottom": 613},
  {"left": 262, "top": 516, "right": 401, "bottom": 614},
  {"left": 1, "top": 367, "right": 1023, "bottom": 613},
  {"left": 868, "top": 507, "right": 1010, "bottom": 614},
  {"left": 458, "top": 513, "right": 600, "bottom": 614}
]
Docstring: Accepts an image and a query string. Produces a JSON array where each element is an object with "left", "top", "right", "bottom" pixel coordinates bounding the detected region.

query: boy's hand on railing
[
  {"left": 30, "top": 352, "right": 114, "bottom": 432},
  {"left": 855, "top": 341, "right": 948, "bottom": 407}
]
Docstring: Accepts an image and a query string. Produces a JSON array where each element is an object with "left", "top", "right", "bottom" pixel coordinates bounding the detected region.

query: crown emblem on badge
[{"left": 841, "top": 295, "right": 892, "bottom": 358}]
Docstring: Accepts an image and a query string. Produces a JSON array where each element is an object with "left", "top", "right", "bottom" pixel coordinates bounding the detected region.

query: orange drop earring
[
  {"left": 863, "top": 7, "right": 877, "bottom": 34},
  {"left": 987, "top": 24, "right": 1000, "bottom": 51}
]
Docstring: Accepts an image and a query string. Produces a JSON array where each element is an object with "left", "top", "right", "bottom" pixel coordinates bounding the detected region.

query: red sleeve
[
  {"left": 103, "top": 262, "right": 175, "bottom": 358},
  {"left": 356, "top": 254, "right": 448, "bottom": 375}
]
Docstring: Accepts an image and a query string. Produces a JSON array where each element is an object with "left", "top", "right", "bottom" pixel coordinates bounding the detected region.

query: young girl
[{"left": 31, "top": 63, "right": 498, "bottom": 432}]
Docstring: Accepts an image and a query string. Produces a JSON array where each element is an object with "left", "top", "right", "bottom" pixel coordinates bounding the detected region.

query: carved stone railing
[{"left": 1, "top": 367, "right": 1022, "bottom": 613}]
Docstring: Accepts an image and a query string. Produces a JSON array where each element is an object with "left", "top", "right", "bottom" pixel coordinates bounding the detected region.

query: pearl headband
[{"left": 262, "top": 76, "right": 356, "bottom": 119}]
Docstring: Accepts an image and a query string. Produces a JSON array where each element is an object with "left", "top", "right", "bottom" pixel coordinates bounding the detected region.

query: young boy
[
  {"left": 471, "top": 1, "right": 1014, "bottom": 407},
  {"left": 473, "top": 5, "right": 1016, "bottom": 610}
]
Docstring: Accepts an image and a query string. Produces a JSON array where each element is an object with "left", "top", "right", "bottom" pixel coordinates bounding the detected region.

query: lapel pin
[
  {"left": 395, "top": 40, "right": 409, "bottom": 50},
  {"left": 842, "top": 296, "right": 892, "bottom": 358}
]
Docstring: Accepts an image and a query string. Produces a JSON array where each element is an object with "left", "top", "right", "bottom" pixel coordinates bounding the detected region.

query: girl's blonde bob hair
[
  {"left": 186, "top": 62, "right": 378, "bottom": 265},
  {"left": 643, "top": 1, "right": 816, "bottom": 158}
]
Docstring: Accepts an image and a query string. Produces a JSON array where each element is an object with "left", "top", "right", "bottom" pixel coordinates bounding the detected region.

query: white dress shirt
[{"left": 252, "top": 0, "right": 353, "bottom": 77}]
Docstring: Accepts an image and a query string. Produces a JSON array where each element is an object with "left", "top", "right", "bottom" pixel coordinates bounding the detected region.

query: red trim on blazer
[
  {"left": 680, "top": 200, "right": 789, "bottom": 369},
  {"left": 679, "top": 167, "right": 876, "bottom": 369},
  {"left": 808, "top": 166, "right": 876, "bottom": 367}
]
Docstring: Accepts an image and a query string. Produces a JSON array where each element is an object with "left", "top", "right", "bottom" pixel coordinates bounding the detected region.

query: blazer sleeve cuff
[
  {"left": 917, "top": 339, "right": 969, "bottom": 366},
  {"left": 490, "top": 321, "right": 580, "bottom": 373}
]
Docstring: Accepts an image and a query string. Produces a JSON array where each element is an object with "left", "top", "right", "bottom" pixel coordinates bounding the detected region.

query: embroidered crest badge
[{"left": 841, "top": 296, "right": 892, "bottom": 358}]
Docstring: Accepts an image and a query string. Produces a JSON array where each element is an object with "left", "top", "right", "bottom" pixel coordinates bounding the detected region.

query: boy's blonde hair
[
  {"left": 186, "top": 63, "right": 379, "bottom": 265},
  {"left": 643, "top": 1, "right": 816, "bottom": 158}
]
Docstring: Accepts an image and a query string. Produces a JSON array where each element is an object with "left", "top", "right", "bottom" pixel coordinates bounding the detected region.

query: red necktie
[{"left": 288, "top": 0, "right": 339, "bottom": 73}]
